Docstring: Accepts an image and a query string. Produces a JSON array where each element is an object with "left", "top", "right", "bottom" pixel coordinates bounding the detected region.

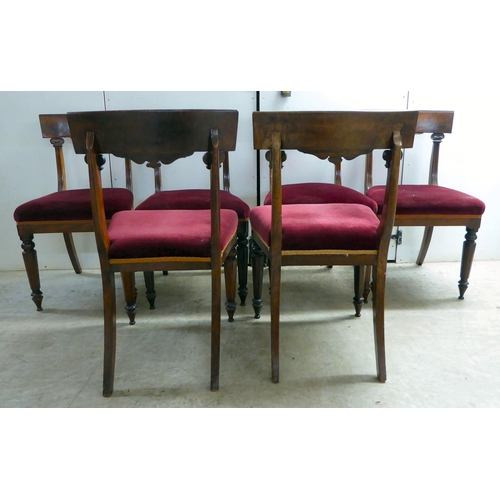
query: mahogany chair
[
  {"left": 250, "top": 110, "right": 419, "bottom": 384},
  {"left": 67, "top": 110, "right": 239, "bottom": 396},
  {"left": 364, "top": 110, "right": 485, "bottom": 300},
  {"left": 134, "top": 130, "right": 249, "bottom": 310},
  {"left": 13, "top": 114, "right": 134, "bottom": 311},
  {"left": 260, "top": 125, "right": 381, "bottom": 317}
]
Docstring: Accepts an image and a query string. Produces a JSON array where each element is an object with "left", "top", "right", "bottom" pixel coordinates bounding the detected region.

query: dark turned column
[
  {"left": 143, "top": 271, "right": 156, "bottom": 309},
  {"left": 251, "top": 239, "right": 265, "bottom": 319},
  {"left": 121, "top": 272, "right": 137, "bottom": 325},
  {"left": 353, "top": 265, "right": 364, "bottom": 317},
  {"left": 224, "top": 244, "right": 237, "bottom": 322},
  {"left": 20, "top": 234, "right": 43, "bottom": 311},
  {"left": 363, "top": 265, "right": 372, "bottom": 303},
  {"left": 237, "top": 221, "right": 249, "bottom": 306},
  {"left": 458, "top": 227, "right": 478, "bottom": 300}
]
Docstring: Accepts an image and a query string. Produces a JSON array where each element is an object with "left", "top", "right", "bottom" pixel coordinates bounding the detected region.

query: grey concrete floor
[{"left": 1, "top": 260, "right": 499, "bottom": 408}]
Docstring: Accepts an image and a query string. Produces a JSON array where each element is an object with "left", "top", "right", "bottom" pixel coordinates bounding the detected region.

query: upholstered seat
[
  {"left": 264, "top": 182, "right": 378, "bottom": 212},
  {"left": 366, "top": 184, "right": 485, "bottom": 216},
  {"left": 14, "top": 114, "right": 133, "bottom": 311},
  {"left": 364, "top": 110, "right": 485, "bottom": 299},
  {"left": 107, "top": 209, "right": 238, "bottom": 259},
  {"left": 251, "top": 203, "right": 380, "bottom": 251},
  {"left": 14, "top": 188, "right": 133, "bottom": 222},
  {"left": 137, "top": 189, "right": 250, "bottom": 218}
]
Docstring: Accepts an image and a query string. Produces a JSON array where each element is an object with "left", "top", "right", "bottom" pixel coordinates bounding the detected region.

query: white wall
[{"left": 1, "top": 91, "right": 498, "bottom": 273}]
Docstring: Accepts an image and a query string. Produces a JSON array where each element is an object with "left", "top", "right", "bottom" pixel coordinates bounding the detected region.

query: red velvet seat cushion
[
  {"left": 107, "top": 209, "right": 238, "bottom": 259},
  {"left": 250, "top": 204, "right": 380, "bottom": 251},
  {"left": 264, "top": 183, "right": 378, "bottom": 213},
  {"left": 13, "top": 188, "right": 133, "bottom": 222},
  {"left": 136, "top": 189, "right": 250, "bottom": 220},
  {"left": 366, "top": 185, "right": 486, "bottom": 216}
]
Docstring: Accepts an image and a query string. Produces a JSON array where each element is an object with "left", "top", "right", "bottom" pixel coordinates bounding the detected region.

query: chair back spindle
[{"left": 40, "top": 114, "right": 70, "bottom": 192}]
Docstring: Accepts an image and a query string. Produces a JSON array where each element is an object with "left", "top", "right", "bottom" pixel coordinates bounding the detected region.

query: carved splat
[
  {"left": 265, "top": 150, "right": 287, "bottom": 165},
  {"left": 203, "top": 151, "right": 225, "bottom": 169}
]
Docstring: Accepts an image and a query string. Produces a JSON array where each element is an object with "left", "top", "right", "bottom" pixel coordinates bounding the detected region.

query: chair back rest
[
  {"left": 253, "top": 111, "right": 417, "bottom": 159},
  {"left": 40, "top": 113, "right": 71, "bottom": 139},
  {"left": 253, "top": 111, "right": 419, "bottom": 254},
  {"left": 69, "top": 110, "right": 238, "bottom": 160},
  {"left": 416, "top": 110, "right": 454, "bottom": 134},
  {"left": 365, "top": 110, "right": 454, "bottom": 190},
  {"left": 67, "top": 110, "right": 239, "bottom": 261}
]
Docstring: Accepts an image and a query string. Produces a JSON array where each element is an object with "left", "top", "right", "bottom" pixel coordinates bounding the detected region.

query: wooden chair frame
[
  {"left": 364, "top": 110, "right": 482, "bottom": 300},
  {"left": 250, "top": 111, "right": 419, "bottom": 383},
  {"left": 15, "top": 114, "right": 132, "bottom": 311},
  {"left": 67, "top": 110, "right": 238, "bottom": 396}
]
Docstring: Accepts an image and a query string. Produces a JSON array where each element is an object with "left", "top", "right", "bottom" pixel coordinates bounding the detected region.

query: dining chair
[
  {"left": 260, "top": 121, "right": 381, "bottom": 317},
  {"left": 67, "top": 110, "right": 239, "bottom": 396},
  {"left": 250, "top": 110, "right": 419, "bottom": 384},
  {"left": 135, "top": 141, "right": 249, "bottom": 310},
  {"left": 364, "top": 110, "right": 485, "bottom": 300},
  {"left": 13, "top": 114, "right": 134, "bottom": 311}
]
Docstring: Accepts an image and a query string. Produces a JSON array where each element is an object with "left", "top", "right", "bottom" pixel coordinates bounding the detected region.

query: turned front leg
[
  {"left": 458, "top": 227, "right": 478, "bottom": 300},
  {"left": 20, "top": 233, "right": 43, "bottom": 311},
  {"left": 353, "top": 265, "right": 364, "bottom": 317}
]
